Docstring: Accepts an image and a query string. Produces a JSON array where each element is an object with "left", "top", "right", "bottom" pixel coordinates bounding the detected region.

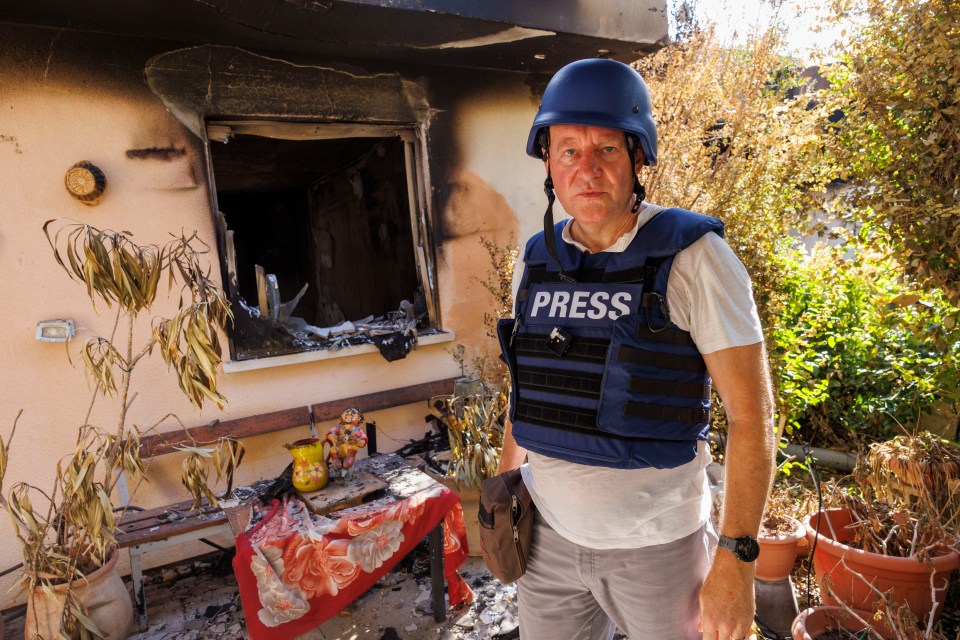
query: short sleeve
[{"left": 666, "top": 232, "right": 763, "bottom": 354}]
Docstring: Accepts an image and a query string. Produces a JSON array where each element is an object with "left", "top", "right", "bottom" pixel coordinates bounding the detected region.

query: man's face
[{"left": 544, "top": 125, "right": 643, "bottom": 228}]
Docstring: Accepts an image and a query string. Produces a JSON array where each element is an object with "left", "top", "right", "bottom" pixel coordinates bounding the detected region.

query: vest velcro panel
[
  {"left": 617, "top": 345, "right": 708, "bottom": 373},
  {"left": 636, "top": 324, "right": 698, "bottom": 346},
  {"left": 515, "top": 398, "right": 603, "bottom": 433},
  {"left": 517, "top": 365, "right": 602, "bottom": 400},
  {"left": 628, "top": 376, "right": 710, "bottom": 399},
  {"left": 514, "top": 334, "right": 608, "bottom": 365},
  {"left": 624, "top": 402, "right": 710, "bottom": 423}
]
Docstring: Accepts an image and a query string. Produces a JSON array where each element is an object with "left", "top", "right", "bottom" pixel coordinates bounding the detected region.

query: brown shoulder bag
[{"left": 478, "top": 467, "right": 534, "bottom": 584}]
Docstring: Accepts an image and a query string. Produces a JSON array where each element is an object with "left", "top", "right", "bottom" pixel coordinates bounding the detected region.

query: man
[{"left": 495, "top": 58, "right": 775, "bottom": 640}]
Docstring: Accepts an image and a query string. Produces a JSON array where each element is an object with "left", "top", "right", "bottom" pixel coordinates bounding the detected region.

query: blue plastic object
[{"left": 526, "top": 58, "right": 658, "bottom": 165}]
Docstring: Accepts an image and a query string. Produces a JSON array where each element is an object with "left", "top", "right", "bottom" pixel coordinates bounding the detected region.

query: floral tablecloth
[{"left": 233, "top": 472, "right": 474, "bottom": 640}]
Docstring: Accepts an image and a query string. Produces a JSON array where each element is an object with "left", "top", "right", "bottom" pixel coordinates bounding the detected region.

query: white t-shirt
[{"left": 516, "top": 203, "right": 763, "bottom": 549}]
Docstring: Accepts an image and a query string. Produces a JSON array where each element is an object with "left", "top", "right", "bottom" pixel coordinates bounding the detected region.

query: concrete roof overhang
[{"left": 1, "top": 0, "right": 668, "bottom": 73}]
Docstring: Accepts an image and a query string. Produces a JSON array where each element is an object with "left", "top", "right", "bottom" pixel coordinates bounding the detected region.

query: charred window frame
[{"left": 203, "top": 120, "right": 442, "bottom": 364}]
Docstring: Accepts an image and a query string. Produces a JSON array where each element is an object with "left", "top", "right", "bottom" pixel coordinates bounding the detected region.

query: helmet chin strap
[
  {"left": 627, "top": 137, "right": 646, "bottom": 213},
  {"left": 632, "top": 179, "right": 646, "bottom": 213},
  {"left": 539, "top": 126, "right": 576, "bottom": 282},
  {"left": 542, "top": 169, "right": 577, "bottom": 283}
]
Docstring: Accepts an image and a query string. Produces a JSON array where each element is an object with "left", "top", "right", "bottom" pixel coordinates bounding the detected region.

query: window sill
[{"left": 223, "top": 330, "right": 456, "bottom": 373}]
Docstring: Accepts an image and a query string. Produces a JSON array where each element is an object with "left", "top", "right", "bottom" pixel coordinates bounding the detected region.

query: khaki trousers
[{"left": 518, "top": 512, "right": 716, "bottom": 640}]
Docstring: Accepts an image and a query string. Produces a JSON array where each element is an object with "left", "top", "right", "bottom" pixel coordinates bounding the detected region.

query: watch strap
[
  {"left": 717, "top": 534, "right": 737, "bottom": 554},
  {"left": 717, "top": 534, "right": 759, "bottom": 562}
]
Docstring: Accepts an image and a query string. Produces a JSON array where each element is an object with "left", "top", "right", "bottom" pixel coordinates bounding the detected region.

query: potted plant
[
  {"left": 0, "top": 223, "right": 239, "bottom": 639},
  {"left": 802, "top": 433, "right": 960, "bottom": 629},
  {"left": 427, "top": 371, "right": 508, "bottom": 555},
  {"left": 792, "top": 606, "right": 896, "bottom": 640},
  {"left": 757, "top": 482, "right": 806, "bottom": 583},
  {"left": 431, "top": 375, "right": 508, "bottom": 490}
]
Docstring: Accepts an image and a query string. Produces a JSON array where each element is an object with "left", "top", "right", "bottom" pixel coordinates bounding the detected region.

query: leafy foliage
[
  {"left": 824, "top": 0, "right": 960, "bottom": 302},
  {"left": 46, "top": 223, "right": 232, "bottom": 409},
  {"left": 1, "top": 223, "right": 240, "bottom": 639},
  {"left": 634, "top": 12, "right": 845, "bottom": 450},
  {"left": 636, "top": 20, "right": 835, "bottom": 330},
  {"left": 476, "top": 233, "right": 519, "bottom": 340},
  {"left": 640, "top": 8, "right": 960, "bottom": 447},
  {"left": 771, "top": 242, "right": 960, "bottom": 448}
]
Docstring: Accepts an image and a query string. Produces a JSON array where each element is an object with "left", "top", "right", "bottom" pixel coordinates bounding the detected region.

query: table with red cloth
[{"left": 233, "top": 454, "right": 475, "bottom": 640}]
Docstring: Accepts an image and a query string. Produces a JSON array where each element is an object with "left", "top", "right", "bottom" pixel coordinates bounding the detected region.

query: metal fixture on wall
[{"left": 36, "top": 319, "right": 76, "bottom": 342}]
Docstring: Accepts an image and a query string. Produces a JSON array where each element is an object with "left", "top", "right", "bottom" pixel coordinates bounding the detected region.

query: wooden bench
[{"left": 117, "top": 377, "right": 456, "bottom": 631}]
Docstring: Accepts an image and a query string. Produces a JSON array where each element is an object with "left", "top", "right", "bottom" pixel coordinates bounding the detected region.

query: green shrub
[
  {"left": 772, "top": 239, "right": 960, "bottom": 448},
  {"left": 823, "top": 0, "right": 960, "bottom": 302}
]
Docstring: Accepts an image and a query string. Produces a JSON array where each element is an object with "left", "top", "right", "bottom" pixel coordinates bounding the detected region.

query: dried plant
[
  {"left": 801, "top": 454, "right": 959, "bottom": 638},
  {"left": 448, "top": 344, "right": 508, "bottom": 392},
  {"left": 0, "top": 222, "right": 239, "bottom": 638},
  {"left": 831, "top": 433, "right": 960, "bottom": 561},
  {"left": 838, "top": 495, "right": 935, "bottom": 559},
  {"left": 862, "top": 433, "right": 960, "bottom": 533},
  {"left": 474, "top": 233, "right": 519, "bottom": 340},
  {"left": 761, "top": 480, "right": 807, "bottom": 536},
  {"left": 819, "top": 559, "right": 954, "bottom": 640},
  {"left": 799, "top": 433, "right": 960, "bottom": 639},
  {"left": 452, "top": 233, "right": 519, "bottom": 391},
  {"left": 804, "top": 604, "right": 947, "bottom": 640},
  {"left": 429, "top": 376, "right": 509, "bottom": 490},
  {"left": 635, "top": 18, "right": 835, "bottom": 333},
  {"left": 441, "top": 233, "right": 516, "bottom": 467},
  {"left": 176, "top": 438, "right": 246, "bottom": 510}
]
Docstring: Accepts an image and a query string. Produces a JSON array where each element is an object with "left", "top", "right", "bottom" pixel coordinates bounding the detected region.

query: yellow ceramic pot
[{"left": 285, "top": 438, "right": 329, "bottom": 492}]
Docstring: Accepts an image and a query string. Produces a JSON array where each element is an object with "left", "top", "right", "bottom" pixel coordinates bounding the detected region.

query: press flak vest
[{"left": 497, "top": 208, "right": 724, "bottom": 469}]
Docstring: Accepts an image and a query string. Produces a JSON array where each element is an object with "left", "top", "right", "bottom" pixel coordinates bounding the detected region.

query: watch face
[{"left": 736, "top": 537, "right": 760, "bottom": 562}]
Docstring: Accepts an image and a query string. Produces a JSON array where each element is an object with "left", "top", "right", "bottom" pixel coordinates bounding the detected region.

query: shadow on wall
[{"left": 439, "top": 169, "right": 520, "bottom": 367}]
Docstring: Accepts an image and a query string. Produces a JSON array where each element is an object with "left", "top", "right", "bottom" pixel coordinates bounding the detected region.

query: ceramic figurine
[{"left": 325, "top": 407, "right": 368, "bottom": 479}]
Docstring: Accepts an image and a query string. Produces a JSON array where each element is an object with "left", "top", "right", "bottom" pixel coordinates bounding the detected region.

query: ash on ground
[{"left": 122, "top": 544, "right": 521, "bottom": 639}]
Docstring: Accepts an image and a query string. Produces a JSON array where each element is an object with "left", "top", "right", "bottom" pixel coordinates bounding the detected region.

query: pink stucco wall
[{"left": 0, "top": 27, "right": 545, "bottom": 601}]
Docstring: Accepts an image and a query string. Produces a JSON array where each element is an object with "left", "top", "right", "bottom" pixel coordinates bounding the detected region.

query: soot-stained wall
[{"left": 0, "top": 20, "right": 537, "bottom": 595}]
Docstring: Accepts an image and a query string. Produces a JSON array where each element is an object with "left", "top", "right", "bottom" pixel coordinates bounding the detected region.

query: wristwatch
[{"left": 717, "top": 534, "right": 760, "bottom": 562}]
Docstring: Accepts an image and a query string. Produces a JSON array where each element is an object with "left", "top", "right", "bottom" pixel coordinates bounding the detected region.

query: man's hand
[{"left": 699, "top": 551, "right": 757, "bottom": 640}]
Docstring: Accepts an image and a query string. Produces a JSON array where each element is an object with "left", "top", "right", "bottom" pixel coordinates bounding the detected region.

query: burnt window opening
[{"left": 207, "top": 123, "right": 438, "bottom": 362}]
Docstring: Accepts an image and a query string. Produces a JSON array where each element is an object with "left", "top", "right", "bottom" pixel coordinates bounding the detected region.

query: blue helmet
[{"left": 526, "top": 58, "right": 658, "bottom": 165}]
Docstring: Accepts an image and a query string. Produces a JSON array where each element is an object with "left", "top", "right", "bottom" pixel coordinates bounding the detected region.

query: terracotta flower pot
[
  {"left": 792, "top": 606, "right": 895, "bottom": 640},
  {"left": 803, "top": 508, "right": 960, "bottom": 626},
  {"left": 757, "top": 516, "right": 805, "bottom": 582},
  {"left": 25, "top": 548, "right": 133, "bottom": 640}
]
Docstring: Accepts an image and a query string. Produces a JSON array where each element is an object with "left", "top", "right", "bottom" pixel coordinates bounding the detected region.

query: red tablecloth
[{"left": 233, "top": 483, "right": 474, "bottom": 640}]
